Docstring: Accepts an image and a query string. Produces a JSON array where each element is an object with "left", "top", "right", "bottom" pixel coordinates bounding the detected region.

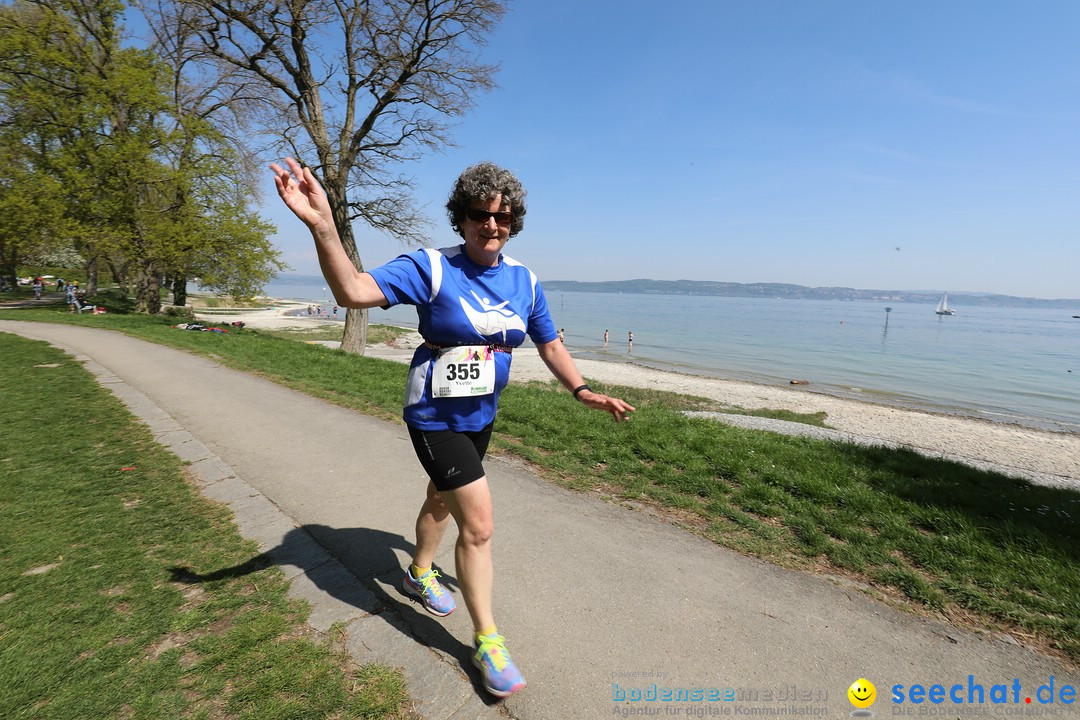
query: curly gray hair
[{"left": 446, "top": 162, "right": 527, "bottom": 238}]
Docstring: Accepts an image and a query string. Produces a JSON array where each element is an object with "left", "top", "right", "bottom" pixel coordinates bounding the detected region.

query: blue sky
[{"left": 257, "top": 1, "right": 1080, "bottom": 299}]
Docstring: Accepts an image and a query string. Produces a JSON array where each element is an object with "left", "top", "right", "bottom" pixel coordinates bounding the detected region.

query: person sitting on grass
[{"left": 73, "top": 292, "right": 96, "bottom": 314}]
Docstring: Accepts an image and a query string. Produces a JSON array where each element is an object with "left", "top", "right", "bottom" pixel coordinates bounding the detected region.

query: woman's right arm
[{"left": 270, "top": 157, "right": 387, "bottom": 310}]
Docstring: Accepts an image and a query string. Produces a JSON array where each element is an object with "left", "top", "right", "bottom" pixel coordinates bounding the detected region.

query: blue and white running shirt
[{"left": 368, "top": 245, "right": 559, "bottom": 431}]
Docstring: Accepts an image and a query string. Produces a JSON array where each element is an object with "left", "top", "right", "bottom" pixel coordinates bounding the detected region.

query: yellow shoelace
[
  {"left": 476, "top": 634, "right": 509, "bottom": 672},
  {"left": 418, "top": 569, "right": 445, "bottom": 598}
]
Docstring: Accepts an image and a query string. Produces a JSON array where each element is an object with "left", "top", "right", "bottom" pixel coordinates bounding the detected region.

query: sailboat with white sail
[{"left": 935, "top": 292, "right": 956, "bottom": 316}]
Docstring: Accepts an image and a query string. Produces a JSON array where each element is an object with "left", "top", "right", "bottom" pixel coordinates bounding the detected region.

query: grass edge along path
[
  {"left": 4, "top": 309, "right": 1080, "bottom": 666},
  {"left": 0, "top": 332, "right": 416, "bottom": 720}
]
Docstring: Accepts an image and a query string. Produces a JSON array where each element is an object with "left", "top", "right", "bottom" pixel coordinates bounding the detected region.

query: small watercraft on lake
[{"left": 935, "top": 292, "right": 956, "bottom": 316}]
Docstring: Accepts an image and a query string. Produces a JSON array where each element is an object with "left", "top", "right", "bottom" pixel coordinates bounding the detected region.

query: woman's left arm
[{"left": 534, "top": 340, "right": 636, "bottom": 422}]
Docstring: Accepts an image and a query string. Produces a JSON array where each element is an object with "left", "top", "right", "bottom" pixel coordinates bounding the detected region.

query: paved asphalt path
[{"left": 3, "top": 319, "right": 1077, "bottom": 720}]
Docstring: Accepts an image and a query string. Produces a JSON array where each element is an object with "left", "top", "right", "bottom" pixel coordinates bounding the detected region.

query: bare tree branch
[{"left": 146, "top": 0, "right": 505, "bottom": 352}]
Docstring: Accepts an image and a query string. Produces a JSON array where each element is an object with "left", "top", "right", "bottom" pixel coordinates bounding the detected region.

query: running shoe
[
  {"left": 401, "top": 567, "right": 456, "bottom": 616},
  {"left": 473, "top": 634, "right": 526, "bottom": 698}
]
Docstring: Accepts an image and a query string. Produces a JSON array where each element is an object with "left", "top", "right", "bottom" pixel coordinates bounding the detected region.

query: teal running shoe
[
  {"left": 473, "top": 633, "right": 526, "bottom": 698},
  {"left": 402, "top": 567, "right": 456, "bottom": 616}
]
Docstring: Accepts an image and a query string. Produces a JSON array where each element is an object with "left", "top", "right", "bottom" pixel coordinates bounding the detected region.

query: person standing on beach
[
  {"left": 628, "top": 330, "right": 633, "bottom": 350},
  {"left": 270, "top": 157, "right": 635, "bottom": 699},
  {"left": 604, "top": 329, "right": 609, "bottom": 347}
]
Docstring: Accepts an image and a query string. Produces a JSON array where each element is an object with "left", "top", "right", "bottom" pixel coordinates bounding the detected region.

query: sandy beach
[{"left": 199, "top": 304, "right": 1080, "bottom": 486}]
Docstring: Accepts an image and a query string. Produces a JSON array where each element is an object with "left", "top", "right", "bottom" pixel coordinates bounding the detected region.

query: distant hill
[{"left": 541, "top": 279, "right": 1079, "bottom": 308}]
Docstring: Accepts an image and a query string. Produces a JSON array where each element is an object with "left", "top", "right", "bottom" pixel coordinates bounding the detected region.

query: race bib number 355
[{"left": 431, "top": 346, "right": 496, "bottom": 398}]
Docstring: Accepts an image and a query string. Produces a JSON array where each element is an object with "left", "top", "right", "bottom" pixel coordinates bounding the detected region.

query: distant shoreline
[
  {"left": 266, "top": 274, "right": 1080, "bottom": 308},
  {"left": 540, "top": 281, "right": 1080, "bottom": 309}
]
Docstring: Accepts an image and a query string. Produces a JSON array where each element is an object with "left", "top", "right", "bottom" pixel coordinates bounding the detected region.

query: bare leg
[
  {"left": 437, "top": 476, "right": 495, "bottom": 633},
  {"left": 413, "top": 480, "right": 452, "bottom": 569}
]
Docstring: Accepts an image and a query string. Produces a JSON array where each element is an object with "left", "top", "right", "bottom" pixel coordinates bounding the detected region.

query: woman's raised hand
[{"left": 270, "top": 157, "right": 333, "bottom": 231}]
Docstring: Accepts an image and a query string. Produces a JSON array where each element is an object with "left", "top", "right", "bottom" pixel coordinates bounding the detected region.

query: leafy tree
[
  {"left": 0, "top": 135, "right": 70, "bottom": 286},
  {"left": 0, "top": 0, "right": 173, "bottom": 301},
  {"left": 0, "top": 0, "right": 284, "bottom": 312},
  {"left": 0, "top": 1, "right": 82, "bottom": 284},
  {"left": 160, "top": 0, "right": 506, "bottom": 352},
  {"left": 138, "top": 0, "right": 284, "bottom": 306}
]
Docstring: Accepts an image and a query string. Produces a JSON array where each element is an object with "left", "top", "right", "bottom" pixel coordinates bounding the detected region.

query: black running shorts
[{"left": 408, "top": 423, "right": 494, "bottom": 491}]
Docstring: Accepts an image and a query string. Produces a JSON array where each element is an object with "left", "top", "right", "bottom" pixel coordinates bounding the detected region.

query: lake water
[{"left": 261, "top": 277, "right": 1080, "bottom": 434}]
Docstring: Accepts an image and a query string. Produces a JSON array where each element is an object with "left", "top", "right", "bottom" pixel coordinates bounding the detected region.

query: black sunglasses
[{"left": 464, "top": 208, "right": 513, "bottom": 226}]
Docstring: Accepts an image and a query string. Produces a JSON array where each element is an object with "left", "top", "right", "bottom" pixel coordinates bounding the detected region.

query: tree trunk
[
  {"left": 108, "top": 259, "right": 130, "bottom": 296},
  {"left": 86, "top": 256, "right": 99, "bottom": 296},
  {"left": 324, "top": 177, "right": 368, "bottom": 355},
  {"left": 134, "top": 262, "right": 162, "bottom": 314},
  {"left": 342, "top": 307, "right": 368, "bottom": 354},
  {"left": 146, "top": 273, "right": 162, "bottom": 314},
  {"left": 2, "top": 243, "right": 16, "bottom": 288},
  {"left": 172, "top": 275, "right": 188, "bottom": 306}
]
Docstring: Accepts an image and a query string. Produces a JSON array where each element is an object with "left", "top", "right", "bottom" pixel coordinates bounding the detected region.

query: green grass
[
  {"left": 0, "top": 332, "right": 415, "bottom": 719},
  {"left": 5, "top": 305, "right": 1080, "bottom": 663}
]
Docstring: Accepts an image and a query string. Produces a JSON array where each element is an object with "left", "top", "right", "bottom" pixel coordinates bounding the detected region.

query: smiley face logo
[{"left": 848, "top": 678, "right": 876, "bottom": 709}]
